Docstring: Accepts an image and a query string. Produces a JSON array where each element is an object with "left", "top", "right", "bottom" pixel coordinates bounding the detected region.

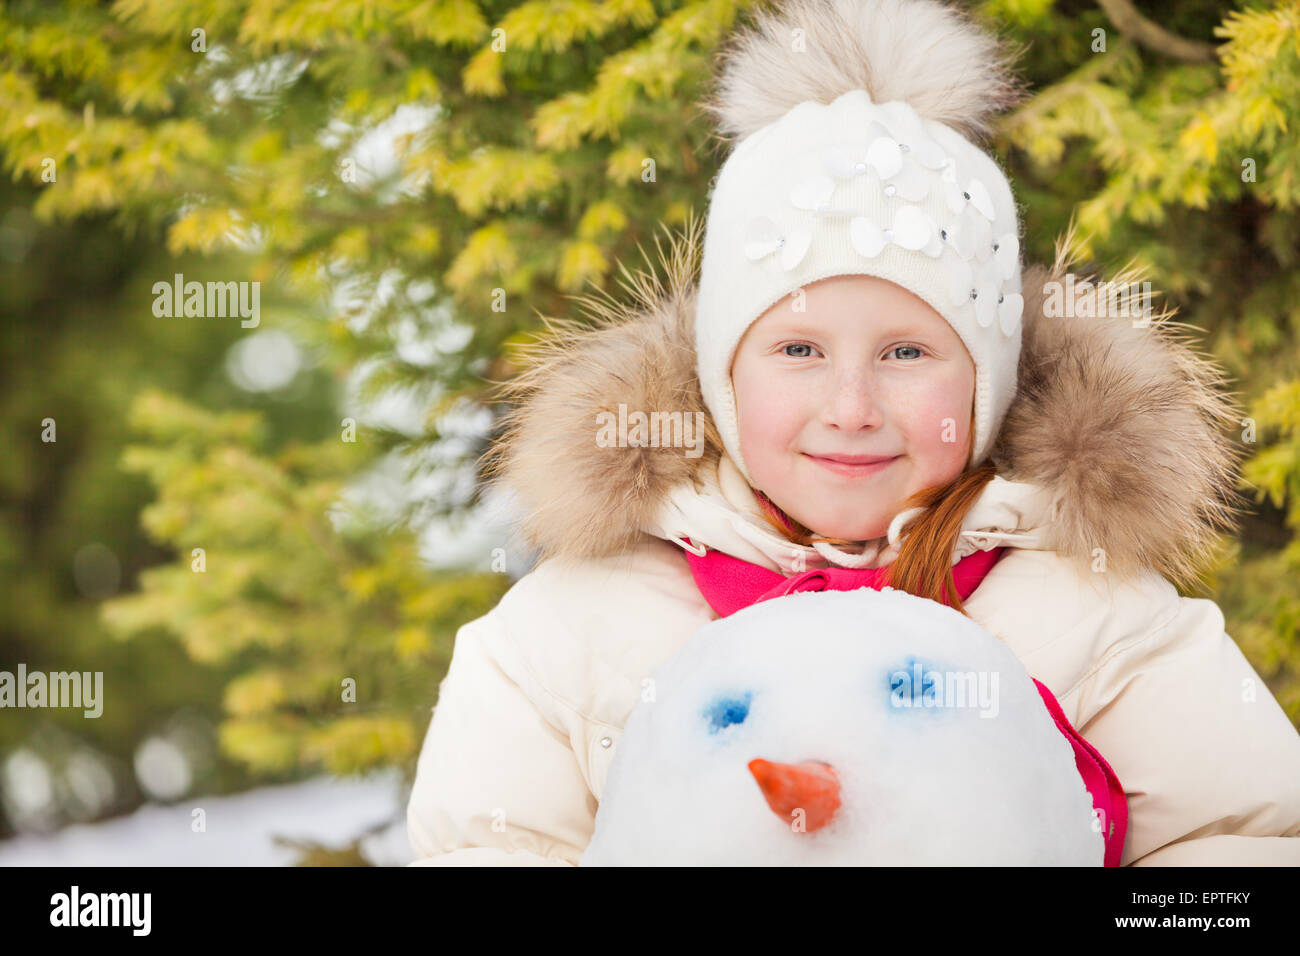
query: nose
[
  {"left": 748, "top": 758, "right": 842, "bottom": 832},
  {"left": 821, "top": 368, "right": 882, "bottom": 431}
]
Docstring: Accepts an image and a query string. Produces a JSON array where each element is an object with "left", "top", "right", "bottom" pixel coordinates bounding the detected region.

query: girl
[{"left": 406, "top": 0, "right": 1300, "bottom": 865}]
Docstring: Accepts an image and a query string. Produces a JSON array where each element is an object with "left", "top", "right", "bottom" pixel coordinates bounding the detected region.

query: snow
[
  {"left": 0, "top": 770, "right": 414, "bottom": 866},
  {"left": 581, "top": 587, "right": 1104, "bottom": 865}
]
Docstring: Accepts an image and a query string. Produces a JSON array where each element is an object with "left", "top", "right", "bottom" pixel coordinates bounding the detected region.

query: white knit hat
[{"left": 696, "top": 0, "right": 1028, "bottom": 486}]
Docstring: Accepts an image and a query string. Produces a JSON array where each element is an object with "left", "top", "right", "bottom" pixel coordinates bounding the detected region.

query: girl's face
[{"left": 731, "top": 274, "right": 975, "bottom": 541}]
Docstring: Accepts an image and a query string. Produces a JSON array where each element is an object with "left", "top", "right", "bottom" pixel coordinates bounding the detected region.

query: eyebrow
[
  {"left": 761, "top": 321, "right": 823, "bottom": 337},
  {"left": 762, "top": 318, "right": 940, "bottom": 339}
]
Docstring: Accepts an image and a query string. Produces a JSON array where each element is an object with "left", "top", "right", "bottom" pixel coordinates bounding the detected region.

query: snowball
[{"left": 581, "top": 588, "right": 1103, "bottom": 866}]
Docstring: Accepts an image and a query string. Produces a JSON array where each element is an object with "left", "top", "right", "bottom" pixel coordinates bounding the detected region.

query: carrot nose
[{"left": 748, "top": 758, "right": 842, "bottom": 833}]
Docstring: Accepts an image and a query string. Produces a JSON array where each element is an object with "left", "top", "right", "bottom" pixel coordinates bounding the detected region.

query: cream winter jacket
[{"left": 406, "top": 225, "right": 1300, "bottom": 866}]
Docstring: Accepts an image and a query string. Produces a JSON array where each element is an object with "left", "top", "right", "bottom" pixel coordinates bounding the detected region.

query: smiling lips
[{"left": 804, "top": 452, "right": 900, "bottom": 478}]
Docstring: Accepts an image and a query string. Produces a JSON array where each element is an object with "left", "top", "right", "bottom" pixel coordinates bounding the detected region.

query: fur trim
[
  {"left": 483, "top": 219, "right": 1245, "bottom": 588},
  {"left": 701, "top": 0, "right": 1028, "bottom": 147},
  {"left": 992, "top": 235, "right": 1246, "bottom": 588},
  {"left": 480, "top": 212, "right": 721, "bottom": 566}
]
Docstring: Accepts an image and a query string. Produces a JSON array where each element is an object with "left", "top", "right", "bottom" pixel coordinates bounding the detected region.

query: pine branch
[{"left": 1095, "top": 0, "right": 1218, "bottom": 62}]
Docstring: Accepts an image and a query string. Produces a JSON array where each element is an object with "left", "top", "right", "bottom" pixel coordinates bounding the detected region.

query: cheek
[
  {"left": 890, "top": 374, "right": 973, "bottom": 470},
  {"left": 733, "top": 364, "right": 807, "bottom": 459}
]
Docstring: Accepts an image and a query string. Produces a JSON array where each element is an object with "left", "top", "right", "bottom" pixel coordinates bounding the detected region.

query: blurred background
[{"left": 1, "top": 0, "right": 1298, "bottom": 865}]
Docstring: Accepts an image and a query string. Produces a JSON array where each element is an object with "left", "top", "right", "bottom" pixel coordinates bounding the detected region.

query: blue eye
[
  {"left": 890, "top": 345, "right": 925, "bottom": 360},
  {"left": 703, "top": 692, "right": 752, "bottom": 732},
  {"left": 887, "top": 655, "right": 944, "bottom": 710},
  {"left": 782, "top": 343, "right": 816, "bottom": 358}
]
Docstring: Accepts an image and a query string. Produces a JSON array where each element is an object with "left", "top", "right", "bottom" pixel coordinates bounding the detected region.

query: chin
[{"left": 796, "top": 512, "right": 889, "bottom": 542}]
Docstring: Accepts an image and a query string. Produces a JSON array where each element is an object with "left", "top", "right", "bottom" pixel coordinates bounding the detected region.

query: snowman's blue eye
[{"left": 703, "top": 692, "right": 752, "bottom": 732}]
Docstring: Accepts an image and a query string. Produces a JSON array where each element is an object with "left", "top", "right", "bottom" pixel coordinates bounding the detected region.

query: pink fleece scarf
[{"left": 678, "top": 536, "right": 1128, "bottom": 866}]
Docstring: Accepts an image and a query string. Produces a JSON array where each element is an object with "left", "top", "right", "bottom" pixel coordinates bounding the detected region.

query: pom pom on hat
[{"left": 701, "top": 0, "right": 1028, "bottom": 146}]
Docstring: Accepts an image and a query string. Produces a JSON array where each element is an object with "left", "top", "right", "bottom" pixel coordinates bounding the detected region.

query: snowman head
[{"left": 581, "top": 588, "right": 1103, "bottom": 866}]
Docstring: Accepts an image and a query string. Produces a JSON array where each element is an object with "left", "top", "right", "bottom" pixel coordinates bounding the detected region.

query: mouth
[{"left": 803, "top": 452, "right": 900, "bottom": 479}]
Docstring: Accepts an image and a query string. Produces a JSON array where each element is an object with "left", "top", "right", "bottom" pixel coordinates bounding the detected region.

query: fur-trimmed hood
[{"left": 481, "top": 216, "right": 1244, "bottom": 589}]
